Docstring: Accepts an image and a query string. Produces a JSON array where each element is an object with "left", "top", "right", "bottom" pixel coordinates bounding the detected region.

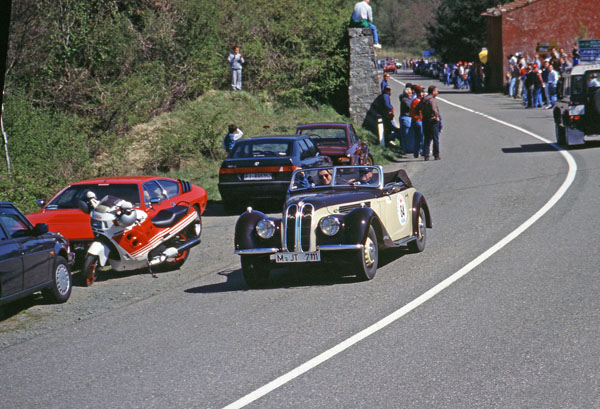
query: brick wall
[{"left": 485, "top": 0, "right": 600, "bottom": 90}]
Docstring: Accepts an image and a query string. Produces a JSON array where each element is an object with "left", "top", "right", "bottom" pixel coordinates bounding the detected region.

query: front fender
[
  {"left": 87, "top": 241, "right": 110, "bottom": 266},
  {"left": 234, "top": 210, "right": 281, "bottom": 251},
  {"left": 411, "top": 192, "right": 432, "bottom": 236},
  {"left": 342, "top": 206, "right": 376, "bottom": 245}
]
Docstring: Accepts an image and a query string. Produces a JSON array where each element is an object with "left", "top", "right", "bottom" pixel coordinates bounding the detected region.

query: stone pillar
[{"left": 348, "top": 28, "right": 380, "bottom": 132}]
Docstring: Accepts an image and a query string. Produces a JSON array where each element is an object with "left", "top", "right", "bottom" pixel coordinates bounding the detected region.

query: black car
[
  {"left": 218, "top": 135, "right": 332, "bottom": 213},
  {"left": 0, "top": 202, "right": 72, "bottom": 306}
]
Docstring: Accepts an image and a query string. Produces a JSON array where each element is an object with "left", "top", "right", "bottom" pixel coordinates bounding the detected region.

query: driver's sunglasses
[{"left": 318, "top": 173, "right": 331, "bottom": 179}]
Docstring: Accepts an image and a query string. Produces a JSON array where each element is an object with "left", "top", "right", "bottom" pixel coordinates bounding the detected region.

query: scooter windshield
[{"left": 95, "top": 195, "right": 125, "bottom": 213}]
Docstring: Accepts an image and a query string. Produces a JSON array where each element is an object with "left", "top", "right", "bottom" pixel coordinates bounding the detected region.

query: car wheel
[
  {"left": 241, "top": 255, "right": 270, "bottom": 288},
  {"left": 408, "top": 207, "right": 427, "bottom": 253},
  {"left": 42, "top": 256, "right": 71, "bottom": 303},
  {"left": 355, "top": 226, "right": 378, "bottom": 281},
  {"left": 81, "top": 254, "right": 99, "bottom": 287}
]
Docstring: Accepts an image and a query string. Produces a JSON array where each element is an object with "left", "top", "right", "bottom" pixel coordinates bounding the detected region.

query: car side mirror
[
  {"left": 78, "top": 200, "right": 92, "bottom": 214},
  {"left": 36, "top": 199, "right": 46, "bottom": 208},
  {"left": 33, "top": 223, "right": 49, "bottom": 236}
]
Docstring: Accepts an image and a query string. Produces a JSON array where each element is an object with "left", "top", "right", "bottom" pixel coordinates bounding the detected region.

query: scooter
[{"left": 78, "top": 191, "right": 202, "bottom": 286}]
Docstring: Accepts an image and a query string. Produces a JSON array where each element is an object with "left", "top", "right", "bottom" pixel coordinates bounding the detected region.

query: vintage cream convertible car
[{"left": 234, "top": 165, "right": 432, "bottom": 286}]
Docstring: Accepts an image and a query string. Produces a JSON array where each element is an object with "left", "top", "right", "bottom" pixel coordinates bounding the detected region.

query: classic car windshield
[
  {"left": 289, "top": 166, "right": 380, "bottom": 191},
  {"left": 230, "top": 141, "right": 292, "bottom": 158},
  {"left": 46, "top": 184, "right": 141, "bottom": 209},
  {"left": 299, "top": 128, "right": 347, "bottom": 145}
]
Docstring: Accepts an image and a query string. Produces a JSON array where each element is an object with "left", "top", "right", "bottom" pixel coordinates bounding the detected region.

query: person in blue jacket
[{"left": 223, "top": 124, "right": 243, "bottom": 154}]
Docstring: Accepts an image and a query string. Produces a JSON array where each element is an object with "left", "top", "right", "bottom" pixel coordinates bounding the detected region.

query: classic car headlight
[
  {"left": 256, "top": 219, "right": 276, "bottom": 239},
  {"left": 319, "top": 216, "right": 340, "bottom": 236}
]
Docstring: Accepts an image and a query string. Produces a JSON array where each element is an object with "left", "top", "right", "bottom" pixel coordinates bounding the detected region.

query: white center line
[{"left": 223, "top": 78, "right": 577, "bottom": 409}]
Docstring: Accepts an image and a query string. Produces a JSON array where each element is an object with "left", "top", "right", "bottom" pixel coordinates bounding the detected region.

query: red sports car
[
  {"left": 296, "top": 123, "right": 373, "bottom": 166},
  {"left": 383, "top": 61, "right": 397, "bottom": 74},
  {"left": 27, "top": 176, "right": 207, "bottom": 266}
]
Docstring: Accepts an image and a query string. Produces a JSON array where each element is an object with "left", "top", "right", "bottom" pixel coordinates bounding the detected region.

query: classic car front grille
[
  {"left": 283, "top": 203, "right": 313, "bottom": 251},
  {"left": 338, "top": 202, "right": 370, "bottom": 214}
]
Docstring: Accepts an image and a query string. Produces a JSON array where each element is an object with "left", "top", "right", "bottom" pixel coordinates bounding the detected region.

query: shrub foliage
[{"left": 2, "top": 0, "right": 354, "bottom": 210}]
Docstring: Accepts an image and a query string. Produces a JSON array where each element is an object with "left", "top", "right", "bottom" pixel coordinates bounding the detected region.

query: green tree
[{"left": 426, "top": 0, "right": 497, "bottom": 62}]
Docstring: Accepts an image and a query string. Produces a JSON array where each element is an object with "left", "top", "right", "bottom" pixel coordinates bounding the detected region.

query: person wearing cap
[
  {"left": 349, "top": 0, "right": 381, "bottom": 49},
  {"left": 348, "top": 167, "right": 377, "bottom": 185}
]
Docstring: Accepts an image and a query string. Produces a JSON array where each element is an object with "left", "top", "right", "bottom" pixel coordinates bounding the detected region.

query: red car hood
[{"left": 27, "top": 209, "right": 93, "bottom": 242}]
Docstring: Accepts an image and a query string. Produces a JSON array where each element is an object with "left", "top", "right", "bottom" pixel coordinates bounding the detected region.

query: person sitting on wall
[{"left": 349, "top": 0, "right": 381, "bottom": 49}]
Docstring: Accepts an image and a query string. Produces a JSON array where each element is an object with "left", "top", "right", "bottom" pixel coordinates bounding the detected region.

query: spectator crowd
[{"left": 505, "top": 47, "right": 578, "bottom": 109}]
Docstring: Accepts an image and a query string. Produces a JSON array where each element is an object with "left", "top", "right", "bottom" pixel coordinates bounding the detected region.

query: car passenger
[{"left": 317, "top": 169, "right": 333, "bottom": 185}]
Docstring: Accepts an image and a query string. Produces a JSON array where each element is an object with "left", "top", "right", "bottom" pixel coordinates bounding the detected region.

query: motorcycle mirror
[{"left": 78, "top": 200, "right": 91, "bottom": 214}]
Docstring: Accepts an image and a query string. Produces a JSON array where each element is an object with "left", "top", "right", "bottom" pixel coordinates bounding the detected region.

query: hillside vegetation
[
  {"left": 1, "top": 0, "right": 356, "bottom": 211},
  {"left": 2, "top": 0, "right": 490, "bottom": 212}
]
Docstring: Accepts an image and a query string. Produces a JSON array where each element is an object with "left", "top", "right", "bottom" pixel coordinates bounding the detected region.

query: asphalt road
[{"left": 2, "top": 70, "right": 600, "bottom": 408}]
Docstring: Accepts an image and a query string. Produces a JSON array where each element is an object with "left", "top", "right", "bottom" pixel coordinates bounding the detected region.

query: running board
[{"left": 393, "top": 235, "right": 417, "bottom": 246}]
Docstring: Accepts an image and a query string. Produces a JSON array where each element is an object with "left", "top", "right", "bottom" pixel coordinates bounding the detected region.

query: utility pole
[{"left": 1, "top": 0, "right": 13, "bottom": 173}]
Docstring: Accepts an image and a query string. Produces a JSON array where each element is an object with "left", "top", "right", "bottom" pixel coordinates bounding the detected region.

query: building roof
[{"left": 482, "top": 0, "right": 545, "bottom": 16}]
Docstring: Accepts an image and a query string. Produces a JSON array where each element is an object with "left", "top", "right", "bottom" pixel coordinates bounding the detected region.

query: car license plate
[
  {"left": 244, "top": 173, "right": 272, "bottom": 181},
  {"left": 273, "top": 251, "right": 321, "bottom": 263}
]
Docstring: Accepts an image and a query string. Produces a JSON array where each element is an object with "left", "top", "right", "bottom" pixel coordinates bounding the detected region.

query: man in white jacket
[{"left": 349, "top": 0, "right": 381, "bottom": 49}]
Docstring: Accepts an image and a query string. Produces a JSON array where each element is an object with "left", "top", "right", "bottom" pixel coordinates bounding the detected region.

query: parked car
[
  {"left": 218, "top": 135, "right": 332, "bottom": 213},
  {"left": 383, "top": 61, "right": 397, "bottom": 74},
  {"left": 0, "top": 201, "right": 72, "bottom": 305},
  {"left": 553, "top": 63, "right": 600, "bottom": 145},
  {"left": 296, "top": 122, "right": 373, "bottom": 166},
  {"left": 234, "top": 165, "right": 432, "bottom": 286},
  {"left": 28, "top": 177, "right": 207, "bottom": 267}
]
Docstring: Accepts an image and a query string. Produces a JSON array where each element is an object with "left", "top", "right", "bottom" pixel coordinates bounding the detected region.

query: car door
[
  {"left": 381, "top": 188, "right": 414, "bottom": 241},
  {"left": 0, "top": 222, "right": 23, "bottom": 298},
  {"left": 1, "top": 207, "right": 53, "bottom": 289}
]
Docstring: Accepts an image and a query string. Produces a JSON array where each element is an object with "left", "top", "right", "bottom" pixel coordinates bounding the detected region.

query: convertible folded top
[{"left": 383, "top": 169, "right": 412, "bottom": 187}]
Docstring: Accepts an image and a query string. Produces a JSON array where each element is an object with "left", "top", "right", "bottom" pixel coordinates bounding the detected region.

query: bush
[{"left": 0, "top": 93, "right": 92, "bottom": 212}]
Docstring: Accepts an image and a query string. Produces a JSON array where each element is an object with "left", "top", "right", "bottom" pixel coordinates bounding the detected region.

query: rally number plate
[{"left": 273, "top": 251, "right": 321, "bottom": 263}]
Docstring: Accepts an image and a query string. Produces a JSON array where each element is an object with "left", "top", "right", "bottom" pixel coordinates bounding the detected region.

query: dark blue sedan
[
  {"left": 0, "top": 202, "right": 72, "bottom": 306},
  {"left": 218, "top": 135, "right": 332, "bottom": 213}
]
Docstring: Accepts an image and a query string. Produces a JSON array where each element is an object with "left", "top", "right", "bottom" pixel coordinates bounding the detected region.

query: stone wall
[{"left": 348, "top": 28, "right": 380, "bottom": 132}]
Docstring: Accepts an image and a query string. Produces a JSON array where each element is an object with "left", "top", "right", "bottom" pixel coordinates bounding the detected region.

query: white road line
[{"left": 223, "top": 80, "right": 578, "bottom": 409}]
